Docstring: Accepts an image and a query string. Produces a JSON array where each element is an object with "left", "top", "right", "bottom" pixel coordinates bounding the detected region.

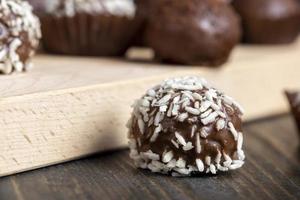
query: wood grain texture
[
  {"left": 1, "top": 40, "right": 300, "bottom": 177},
  {"left": 0, "top": 115, "right": 299, "bottom": 200}
]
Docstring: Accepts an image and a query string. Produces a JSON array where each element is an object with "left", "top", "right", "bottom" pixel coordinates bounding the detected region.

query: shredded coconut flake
[
  {"left": 200, "top": 128, "right": 209, "bottom": 138},
  {"left": 196, "top": 159, "right": 204, "bottom": 172},
  {"left": 147, "top": 89, "right": 156, "bottom": 97},
  {"left": 201, "top": 112, "right": 219, "bottom": 125},
  {"left": 162, "top": 151, "right": 174, "bottom": 163},
  {"left": 185, "top": 107, "right": 201, "bottom": 115},
  {"left": 137, "top": 118, "right": 144, "bottom": 135},
  {"left": 223, "top": 153, "right": 232, "bottom": 167},
  {"left": 142, "top": 150, "right": 160, "bottom": 161},
  {"left": 196, "top": 132, "right": 201, "bottom": 154},
  {"left": 175, "top": 132, "right": 187, "bottom": 146},
  {"left": 191, "top": 125, "right": 197, "bottom": 138},
  {"left": 171, "top": 139, "right": 179, "bottom": 149},
  {"left": 176, "top": 158, "right": 186, "bottom": 168},
  {"left": 200, "top": 101, "right": 212, "bottom": 112},
  {"left": 158, "top": 94, "right": 172, "bottom": 105},
  {"left": 237, "top": 132, "right": 243, "bottom": 150},
  {"left": 228, "top": 122, "right": 238, "bottom": 140},
  {"left": 205, "top": 156, "right": 211, "bottom": 166},
  {"left": 150, "top": 125, "right": 162, "bottom": 142},
  {"left": 210, "top": 164, "right": 217, "bottom": 174},
  {"left": 216, "top": 119, "right": 226, "bottom": 131},
  {"left": 183, "top": 142, "right": 194, "bottom": 151}
]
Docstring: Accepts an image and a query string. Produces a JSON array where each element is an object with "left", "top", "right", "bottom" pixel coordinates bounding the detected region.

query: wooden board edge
[{"left": 1, "top": 53, "right": 300, "bottom": 176}]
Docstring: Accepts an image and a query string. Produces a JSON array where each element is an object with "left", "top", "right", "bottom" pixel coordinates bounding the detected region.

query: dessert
[
  {"left": 128, "top": 76, "right": 245, "bottom": 176},
  {"left": 32, "top": 0, "right": 141, "bottom": 56},
  {"left": 144, "top": 0, "right": 241, "bottom": 66},
  {"left": 133, "top": 0, "right": 159, "bottom": 46},
  {"left": 0, "top": 0, "right": 41, "bottom": 74},
  {"left": 232, "top": 0, "right": 300, "bottom": 44}
]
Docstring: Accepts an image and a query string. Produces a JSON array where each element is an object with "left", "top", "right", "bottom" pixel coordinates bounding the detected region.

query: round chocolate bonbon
[
  {"left": 128, "top": 76, "right": 245, "bottom": 176},
  {"left": 232, "top": 0, "right": 300, "bottom": 44},
  {"left": 144, "top": 0, "right": 241, "bottom": 66}
]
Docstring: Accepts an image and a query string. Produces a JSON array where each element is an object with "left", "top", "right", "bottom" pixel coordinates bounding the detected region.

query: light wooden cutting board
[{"left": 0, "top": 39, "right": 300, "bottom": 177}]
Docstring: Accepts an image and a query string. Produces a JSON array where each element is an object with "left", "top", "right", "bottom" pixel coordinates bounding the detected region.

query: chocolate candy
[
  {"left": 128, "top": 76, "right": 245, "bottom": 176},
  {"left": 285, "top": 91, "right": 300, "bottom": 137},
  {"left": 0, "top": 0, "right": 41, "bottom": 74},
  {"left": 143, "top": 0, "right": 241, "bottom": 66},
  {"left": 31, "top": 0, "right": 141, "bottom": 56},
  {"left": 232, "top": 0, "right": 300, "bottom": 44}
]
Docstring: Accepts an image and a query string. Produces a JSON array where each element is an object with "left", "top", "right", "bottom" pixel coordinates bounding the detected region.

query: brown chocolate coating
[
  {"left": 16, "top": 32, "right": 35, "bottom": 64},
  {"left": 232, "top": 0, "right": 300, "bottom": 44},
  {"left": 133, "top": 0, "right": 160, "bottom": 46},
  {"left": 144, "top": 0, "right": 241, "bottom": 66},
  {"left": 285, "top": 91, "right": 300, "bottom": 138},
  {"left": 41, "top": 14, "right": 141, "bottom": 56},
  {"left": 131, "top": 98, "right": 241, "bottom": 167},
  {"left": 128, "top": 77, "right": 245, "bottom": 176}
]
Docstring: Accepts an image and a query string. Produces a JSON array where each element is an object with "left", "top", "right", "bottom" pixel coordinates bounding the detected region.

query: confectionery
[
  {"left": 285, "top": 91, "right": 300, "bottom": 137},
  {"left": 232, "top": 0, "right": 300, "bottom": 44},
  {"left": 0, "top": 0, "right": 41, "bottom": 74},
  {"left": 144, "top": 0, "right": 241, "bottom": 66},
  {"left": 30, "top": 0, "right": 141, "bottom": 56},
  {"left": 133, "top": 0, "right": 159, "bottom": 46},
  {"left": 127, "top": 76, "right": 245, "bottom": 176}
]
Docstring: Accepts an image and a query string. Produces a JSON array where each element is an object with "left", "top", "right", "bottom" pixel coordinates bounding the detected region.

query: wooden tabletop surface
[{"left": 0, "top": 114, "right": 299, "bottom": 200}]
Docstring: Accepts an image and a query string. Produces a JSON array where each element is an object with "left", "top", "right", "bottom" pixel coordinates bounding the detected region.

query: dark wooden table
[{"left": 1, "top": 115, "right": 300, "bottom": 200}]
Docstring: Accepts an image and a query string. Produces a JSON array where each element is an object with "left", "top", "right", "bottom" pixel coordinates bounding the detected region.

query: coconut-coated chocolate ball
[
  {"left": 128, "top": 76, "right": 245, "bottom": 176},
  {"left": 144, "top": 0, "right": 241, "bottom": 66},
  {"left": 0, "top": 0, "right": 41, "bottom": 74},
  {"left": 232, "top": 0, "right": 300, "bottom": 44}
]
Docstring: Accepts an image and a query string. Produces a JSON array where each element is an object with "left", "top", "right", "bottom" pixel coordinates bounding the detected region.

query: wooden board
[
  {"left": 1, "top": 39, "right": 300, "bottom": 177},
  {"left": 0, "top": 115, "right": 299, "bottom": 200}
]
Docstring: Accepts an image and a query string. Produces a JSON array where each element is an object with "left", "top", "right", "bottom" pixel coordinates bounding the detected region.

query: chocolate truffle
[
  {"left": 232, "top": 0, "right": 300, "bottom": 44},
  {"left": 128, "top": 76, "right": 245, "bottom": 176},
  {"left": 0, "top": 0, "right": 41, "bottom": 74},
  {"left": 144, "top": 0, "right": 241, "bottom": 66},
  {"left": 285, "top": 91, "right": 300, "bottom": 137},
  {"left": 35, "top": 0, "right": 141, "bottom": 56}
]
